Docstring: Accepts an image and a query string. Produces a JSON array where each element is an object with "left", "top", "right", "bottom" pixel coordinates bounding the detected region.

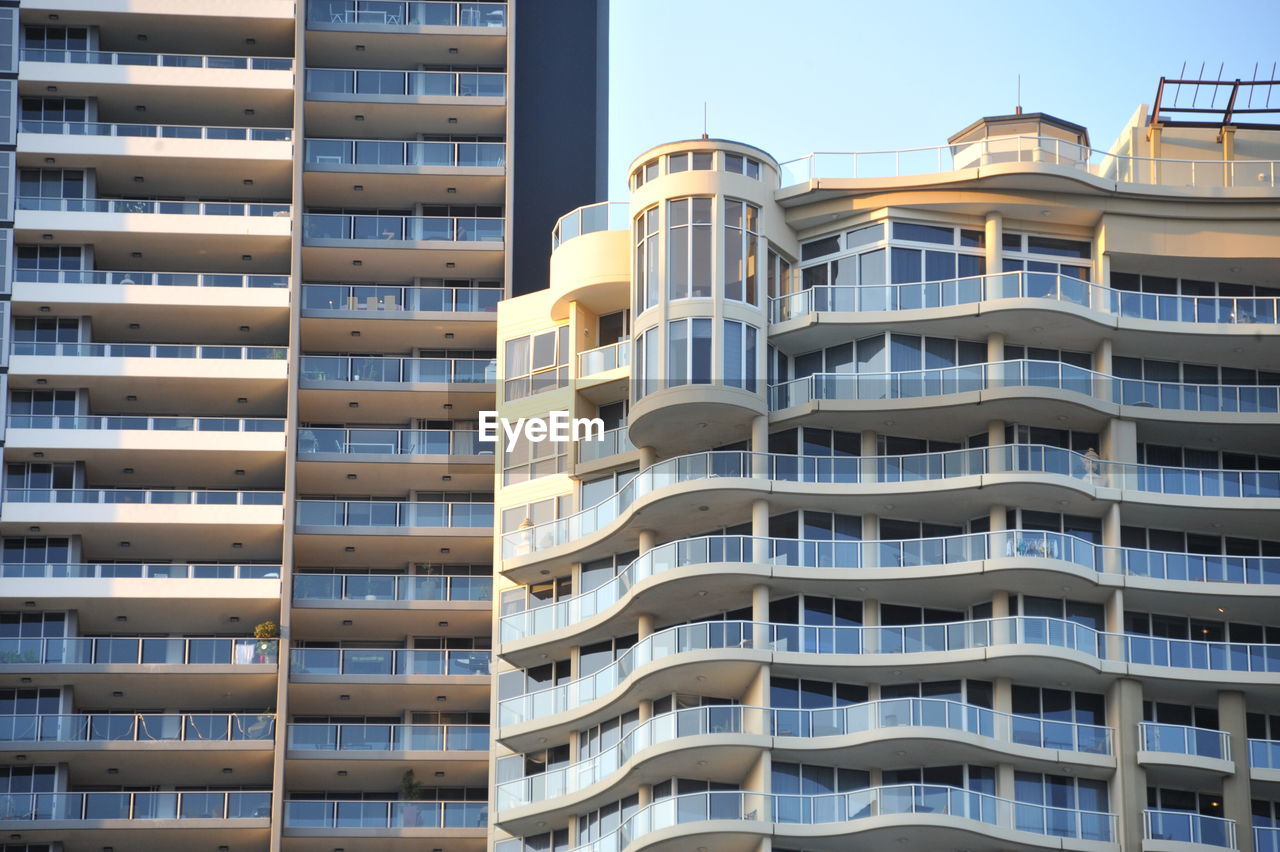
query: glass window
[
  {"left": 724, "top": 199, "right": 760, "bottom": 304},
  {"left": 667, "top": 197, "right": 712, "bottom": 300}
]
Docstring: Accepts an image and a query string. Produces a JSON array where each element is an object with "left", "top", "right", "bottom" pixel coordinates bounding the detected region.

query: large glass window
[
  {"left": 722, "top": 321, "right": 758, "bottom": 390},
  {"left": 723, "top": 199, "right": 759, "bottom": 304},
  {"left": 666, "top": 318, "right": 711, "bottom": 386},
  {"left": 503, "top": 326, "right": 568, "bottom": 401},
  {"left": 667, "top": 197, "right": 712, "bottom": 300},
  {"left": 633, "top": 326, "right": 658, "bottom": 399},
  {"left": 634, "top": 206, "right": 659, "bottom": 311}
]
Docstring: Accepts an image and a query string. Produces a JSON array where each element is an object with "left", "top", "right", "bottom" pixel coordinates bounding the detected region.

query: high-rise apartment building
[
  {"left": 0, "top": 1, "right": 605, "bottom": 850},
  {"left": 489, "top": 92, "right": 1280, "bottom": 852}
]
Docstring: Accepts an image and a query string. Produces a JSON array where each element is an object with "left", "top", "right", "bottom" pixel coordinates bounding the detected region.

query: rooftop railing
[
  {"left": 296, "top": 499, "right": 492, "bottom": 528},
  {"left": 299, "top": 354, "right": 495, "bottom": 383},
  {"left": 0, "top": 790, "right": 272, "bottom": 822},
  {"left": 1140, "top": 722, "right": 1230, "bottom": 760},
  {"left": 283, "top": 798, "right": 486, "bottom": 829},
  {"left": 503, "top": 445, "right": 1280, "bottom": 557},
  {"left": 290, "top": 647, "right": 490, "bottom": 676},
  {"left": 8, "top": 414, "right": 285, "bottom": 432},
  {"left": 14, "top": 269, "right": 288, "bottom": 288},
  {"left": 497, "top": 701, "right": 1109, "bottom": 811},
  {"left": 305, "top": 138, "right": 504, "bottom": 168},
  {"left": 1144, "top": 809, "right": 1236, "bottom": 848},
  {"left": 780, "top": 134, "right": 1279, "bottom": 190},
  {"left": 770, "top": 270, "right": 1280, "bottom": 325},
  {"left": 293, "top": 572, "right": 491, "bottom": 602},
  {"left": 1, "top": 562, "right": 281, "bottom": 579},
  {"left": 0, "top": 713, "right": 275, "bottom": 743},
  {"left": 307, "top": 0, "right": 507, "bottom": 28},
  {"left": 301, "top": 282, "right": 500, "bottom": 313},
  {"left": 18, "top": 119, "right": 291, "bottom": 141},
  {"left": 498, "top": 787, "right": 1115, "bottom": 851},
  {"left": 551, "top": 201, "right": 628, "bottom": 249},
  {"left": 287, "top": 722, "right": 488, "bottom": 751},
  {"left": 306, "top": 67, "right": 505, "bottom": 98},
  {"left": 298, "top": 427, "right": 492, "bottom": 456},
  {"left": 578, "top": 339, "right": 630, "bottom": 376},
  {"left": 771, "top": 358, "right": 1280, "bottom": 414},
  {"left": 17, "top": 197, "right": 291, "bottom": 216},
  {"left": 302, "top": 213, "right": 502, "bottom": 242},
  {"left": 11, "top": 341, "right": 287, "bottom": 360},
  {"left": 4, "top": 488, "right": 284, "bottom": 506},
  {"left": 21, "top": 48, "right": 293, "bottom": 70},
  {"left": 499, "top": 618, "right": 1280, "bottom": 726},
  {"left": 0, "top": 637, "right": 278, "bottom": 666},
  {"left": 500, "top": 531, "right": 1280, "bottom": 642}
]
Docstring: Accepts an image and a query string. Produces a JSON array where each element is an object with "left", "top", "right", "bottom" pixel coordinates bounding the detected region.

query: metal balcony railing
[
  {"left": 14, "top": 269, "right": 288, "bottom": 288},
  {"left": 0, "top": 562, "right": 281, "bottom": 579},
  {"left": 4, "top": 488, "right": 284, "bottom": 506},
  {"left": 298, "top": 427, "right": 491, "bottom": 456},
  {"left": 295, "top": 500, "right": 492, "bottom": 528},
  {"left": 8, "top": 414, "right": 285, "bottom": 432},
  {"left": 283, "top": 798, "right": 486, "bottom": 829},
  {"left": 299, "top": 355, "right": 495, "bottom": 383},
  {"left": 578, "top": 339, "right": 630, "bottom": 376},
  {"left": 0, "top": 713, "right": 275, "bottom": 743},
  {"left": 290, "top": 647, "right": 490, "bottom": 676},
  {"left": 293, "top": 572, "right": 490, "bottom": 602},
  {"left": 0, "top": 637, "right": 278, "bottom": 666},
  {"left": 19, "top": 119, "right": 291, "bottom": 141},
  {"left": 11, "top": 341, "right": 288, "bottom": 360},
  {"left": 307, "top": 0, "right": 506, "bottom": 28},
  {"left": 301, "top": 282, "right": 500, "bottom": 313},
  {"left": 306, "top": 67, "right": 505, "bottom": 97},
  {"left": 21, "top": 48, "right": 292, "bottom": 70},
  {"left": 287, "top": 722, "right": 488, "bottom": 751},
  {"left": 305, "top": 138, "right": 504, "bottom": 168},
  {"left": 17, "top": 197, "right": 291, "bottom": 216},
  {"left": 1144, "top": 809, "right": 1237, "bottom": 848},
  {"left": 0, "top": 791, "right": 272, "bottom": 821},
  {"left": 302, "top": 213, "right": 502, "bottom": 242},
  {"left": 551, "top": 201, "right": 628, "bottom": 249},
  {"left": 1140, "top": 722, "right": 1230, "bottom": 760}
]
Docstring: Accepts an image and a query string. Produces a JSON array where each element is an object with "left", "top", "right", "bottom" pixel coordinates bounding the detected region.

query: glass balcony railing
[
  {"left": 1140, "top": 722, "right": 1230, "bottom": 760},
  {"left": 575, "top": 425, "right": 636, "bottom": 464},
  {"left": 8, "top": 414, "right": 285, "bottom": 432},
  {"left": 771, "top": 358, "right": 1280, "bottom": 414},
  {"left": 0, "top": 791, "right": 272, "bottom": 822},
  {"left": 500, "top": 531, "right": 1280, "bottom": 642},
  {"left": 14, "top": 269, "right": 289, "bottom": 287},
  {"left": 1145, "top": 809, "right": 1236, "bottom": 848},
  {"left": 290, "top": 647, "right": 490, "bottom": 676},
  {"left": 497, "top": 701, "right": 1109, "bottom": 811},
  {"left": 780, "top": 134, "right": 1280, "bottom": 190},
  {"left": 305, "top": 138, "right": 504, "bottom": 168},
  {"left": 293, "top": 572, "right": 491, "bottom": 602},
  {"left": 503, "top": 446, "right": 1280, "bottom": 558},
  {"left": 578, "top": 339, "right": 630, "bottom": 376},
  {"left": 0, "top": 637, "right": 278, "bottom": 666},
  {"left": 309, "top": 0, "right": 505, "bottom": 28},
  {"left": 1251, "top": 738, "right": 1280, "bottom": 769},
  {"left": 498, "top": 787, "right": 1115, "bottom": 852},
  {"left": 0, "top": 713, "right": 275, "bottom": 743},
  {"left": 301, "top": 282, "right": 500, "bottom": 313},
  {"left": 299, "top": 355, "right": 495, "bottom": 383},
  {"left": 500, "top": 618, "right": 1280, "bottom": 726},
  {"left": 4, "top": 488, "right": 283, "bottom": 506},
  {"left": 17, "top": 197, "right": 291, "bottom": 216},
  {"left": 296, "top": 500, "right": 492, "bottom": 528},
  {"left": 283, "top": 798, "right": 486, "bottom": 829},
  {"left": 0, "top": 562, "right": 281, "bottom": 579},
  {"left": 770, "top": 270, "right": 1280, "bottom": 325},
  {"left": 287, "top": 722, "right": 488, "bottom": 751},
  {"left": 1259, "top": 826, "right": 1280, "bottom": 852},
  {"left": 19, "top": 119, "right": 291, "bottom": 141},
  {"left": 306, "top": 68, "right": 505, "bottom": 98},
  {"left": 298, "top": 427, "right": 492, "bottom": 456},
  {"left": 302, "top": 213, "right": 502, "bottom": 242},
  {"left": 20, "top": 48, "right": 293, "bottom": 70},
  {"left": 11, "top": 341, "right": 288, "bottom": 360},
  {"left": 551, "top": 201, "right": 628, "bottom": 249}
]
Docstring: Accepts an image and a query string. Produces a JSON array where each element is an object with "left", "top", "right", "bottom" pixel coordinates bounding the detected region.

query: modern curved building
[{"left": 489, "top": 104, "right": 1280, "bottom": 852}]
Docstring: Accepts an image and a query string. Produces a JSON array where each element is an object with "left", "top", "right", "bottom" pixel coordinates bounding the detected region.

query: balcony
[
  {"left": 575, "top": 425, "right": 637, "bottom": 466},
  {"left": 302, "top": 212, "right": 502, "bottom": 244},
  {"left": 304, "top": 67, "right": 505, "bottom": 139},
  {"left": 294, "top": 499, "right": 491, "bottom": 566},
  {"left": 288, "top": 648, "right": 491, "bottom": 716},
  {"left": 292, "top": 571, "right": 490, "bottom": 637},
  {"left": 282, "top": 798, "right": 487, "bottom": 846},
  {"left": 0, "top": 488, "right": 284, "bottom": 562},
  {"left": 780, "top": 133, "right": 1280, "bottom": 191},
  {"left": 298, "top": 427, "right": 492, "bottom": 490},
  {"left": 307, "top": 0, "right": 507, "bottom": 29},
  {"left": 499, "top": 787, "right": 1114, "bottom": 852},
  {"left": 15, "top": 198, "right": 292, "bottom": 270},
  {"left": 301, "top": 283, "right": 499, "bottom": 349},
  {"left": 551, "top": 201, "right": 628, "bottom": 250},
  {"left": 0, "top": 789, "right": 272, "bottom": 827},
  {"left": 1137, "top": 723, "right": 1233, "bottom": 778},
  {"left": 298, "top": 355, "right": 494, "bottom": 420},
  {"left": 1143, "top": 809, "right": 1236, "bottom": 849},
  {"left": 18, "top": 120, "right": 292, "bottom": 197},
  {"left": 288, "top": 721, "right": 488, "bottom": 753},
  {"left": 304, "top": 138, "right": 504, "bottom": 206}
]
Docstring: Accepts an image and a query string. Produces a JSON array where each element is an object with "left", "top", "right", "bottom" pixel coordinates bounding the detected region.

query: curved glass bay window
[
  {"left": 666, "top": 317, "right": 712, "bottom": 387},
  {"left": 724, "top": 199, "right": 760, "bottom": 304},
  {"left": 635, "top": 205, "right": 659, "bottom": 312},
  {"left": 667, "top": 197, "right": 712, "bottom": 300}
]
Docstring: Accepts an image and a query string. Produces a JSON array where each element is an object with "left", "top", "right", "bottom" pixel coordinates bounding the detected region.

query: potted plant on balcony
[
  {"left": 252, "top": 621, "right": 278, "bottom": 664},
  {"left": 399, "top": 769, "right": 427, "bottom": 826}
]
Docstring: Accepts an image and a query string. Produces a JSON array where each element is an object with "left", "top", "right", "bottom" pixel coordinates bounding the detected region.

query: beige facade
[{"left": 490, "top": 111, "right": 1280, "bottom": 852}]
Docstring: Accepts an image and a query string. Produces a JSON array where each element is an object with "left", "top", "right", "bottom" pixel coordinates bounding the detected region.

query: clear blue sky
[{"left": 607, "top": 0, "right": 1280, "bottom": 198}]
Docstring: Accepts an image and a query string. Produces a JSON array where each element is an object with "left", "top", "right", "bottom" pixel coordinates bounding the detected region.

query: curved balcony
[
  {"left": 771, "top": 359, "right": 1280, "bottom": 419},
  {"left": 500, "top": 787, "right": 1115, "bottom": 852},
  {"left": 779, "top": 133, "right": 1279, "bottom": 192},
  {"left": 500, "top": 531, "right": 1280, "bottom": 650},
  {"left": 498, "top": 618, "right": 1280, "bottom": 735},
  {"left": 551, "top": 201, "right": 629, "bottom": 250},
  {"left": 501, "top": 446, "right": 1277, "bottom": 565},
  {"left": 497, "top": 700, "right": 1110, "bottom": 818},
  {"left": 307, "top": 0, "right": 507, "bottom": 29},
  {"left": 1144, "top": 809, "right": 1236, "bottom": 849}
]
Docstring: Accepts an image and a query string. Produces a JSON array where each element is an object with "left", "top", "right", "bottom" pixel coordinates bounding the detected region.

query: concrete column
[
  {"left": 991, "top": 590, "right": 1011, "bottom": 646},
  {"left": 638, "top": 445, "right": 656, "bottom": 469},
  {"left": 989, "top": 505, "right": 1007, "bottom": 532},
  {"left": 984, "top": 212, "right": 1003, "bottom": 279},
  {"left": 861, "top": 514, "right": 879, "bottom": 570},
  {"left": 638, "top": 529, "right": 656, "bottom": 554},
  {"left": 986, "top": 332, "right": 1006, "bottom": 398},
  {"left": 861, "top": 597, "right": 878, "bottom": 654},
  {"left": 636, "top": 784, "right": 652, "bottom": 808},
  {"left": 996, "top": 763, "right": 1016, "bottom": 801},
  {"left": 861, "top": 429, "right": 879, "bottom": 483},
  {"left": 1101, "top": 503, "right": 1122, "bottom": 577},
  {"left": 751, "top": 499, "right": 770, "bottom": 564},
  {"left": 637, "top": 613, "right": 654, "bottom": 640},
  {"left": 1107, "top": 677, "right": 1147, "bottom": 852},
  {"left": 1219, "top": 690, "right": 1254, "bottom": 852},
  {"left": 1148, "top": 123, "right": 1163, "bottom": 184},
  {"left": 752, "top": 584, "right": 770, "bottom": 649},
  {"left": 986, "top": 332, "right": 1005, "bottom": 364},
  {"left": 1093, "top": 337, "right": 1113, "bottom": 403},
  {"left": 1221, "top": 125, "right": 1237, "bottom": 188},
  {"left": 987, "top": 419, "right": 1006, "bottom": 473},
  {"left": 750, "top": 414, "right": 769, "bottom": 477},
  {"left": 1101, "top": 418, "right": 1138, "bottom": 465},
  {"left": 1104, "top": 588, "right": 1125, "bottom": 663}
]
